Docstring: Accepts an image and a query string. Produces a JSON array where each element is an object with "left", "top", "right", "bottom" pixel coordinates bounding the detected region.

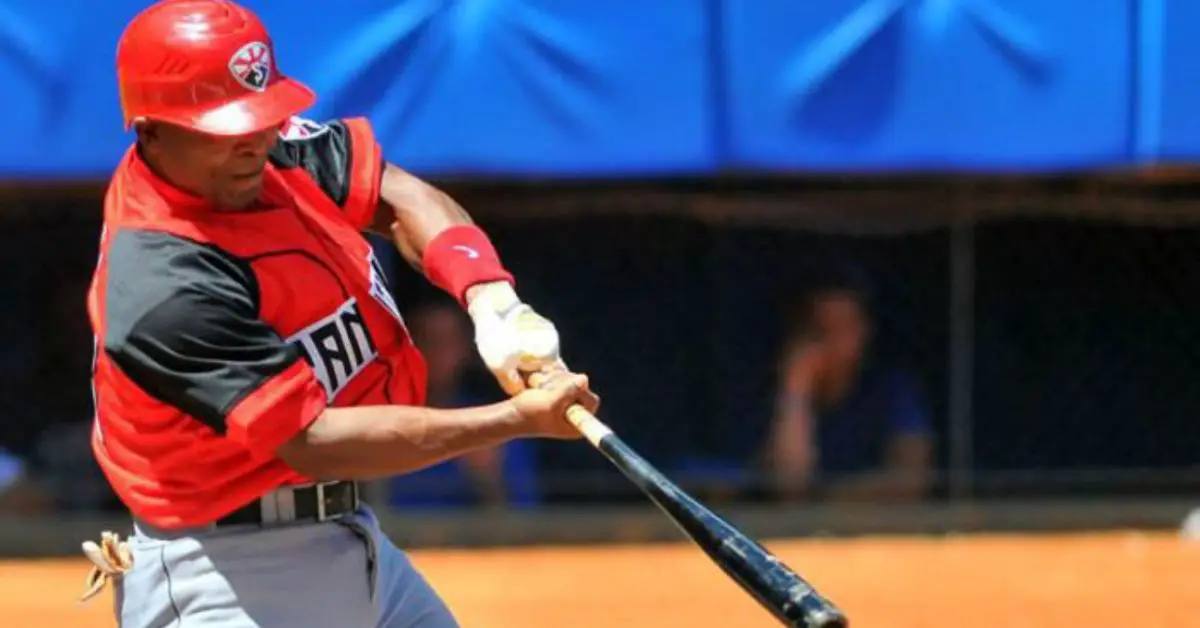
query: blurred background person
[
  {"left": 387, "top": 298, "right": 541, "bottom": 510},
  {"left": 765, "top": 272, "right": 934, "bottom": 504},
  {"left": 365, "top": 235, "right": 540, "bottom": 511}
]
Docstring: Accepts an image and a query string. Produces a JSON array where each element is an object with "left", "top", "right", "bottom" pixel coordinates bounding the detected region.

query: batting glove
[
  {"left": 467, "top": 281, "right": 563, "bottom": 395},
  {"left": 79, "top": 530, "right": 133, "bottom": 603}
]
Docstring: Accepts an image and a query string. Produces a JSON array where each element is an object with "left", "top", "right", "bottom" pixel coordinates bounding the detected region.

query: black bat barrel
[{"left": 595, "top": 433, "right": 849, "bottom": 628}]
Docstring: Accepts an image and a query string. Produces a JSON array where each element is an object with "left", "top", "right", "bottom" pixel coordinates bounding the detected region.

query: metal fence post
[{"left": 948, "top": 211, "right": 976, "bottom": 502}]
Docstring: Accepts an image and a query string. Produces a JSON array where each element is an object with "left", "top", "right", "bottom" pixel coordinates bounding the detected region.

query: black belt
[{"left": 216, "top": 481, "right": 360, "bottom": 527}]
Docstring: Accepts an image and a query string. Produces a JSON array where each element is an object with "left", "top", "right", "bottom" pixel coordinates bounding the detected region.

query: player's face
[{"left": 143, "top": 123, "right": 280, "bottom": 209}]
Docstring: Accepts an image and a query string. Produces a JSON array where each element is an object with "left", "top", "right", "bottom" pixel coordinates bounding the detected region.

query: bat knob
[
  {"left": 799, "top": 605, "right": 848, "bottom": 628},
  {"left": 790, "top": 595, "right": 848, "bottom": 628},
  {"left": 806, "top": 611, "right": 848, "bottom": 628}
]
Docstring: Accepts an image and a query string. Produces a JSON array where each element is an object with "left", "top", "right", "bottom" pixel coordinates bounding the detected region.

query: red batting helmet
[{"left": 116, "top": 0, "right": 315, "bottom": 136}]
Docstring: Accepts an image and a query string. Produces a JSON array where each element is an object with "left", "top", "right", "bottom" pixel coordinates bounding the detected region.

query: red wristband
[{"left": 422, "top": 225, "right": 514, "bottom": 305}]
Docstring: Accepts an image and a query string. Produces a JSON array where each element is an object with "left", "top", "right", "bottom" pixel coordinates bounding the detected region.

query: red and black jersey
[{"left": 89, "top": 117, "right": 427, "bottom": 528}]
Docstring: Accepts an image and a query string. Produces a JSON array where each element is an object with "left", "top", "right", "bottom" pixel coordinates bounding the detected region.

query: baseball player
[{"left": 78, "top": 1, "right": 599, "bottom": 626}]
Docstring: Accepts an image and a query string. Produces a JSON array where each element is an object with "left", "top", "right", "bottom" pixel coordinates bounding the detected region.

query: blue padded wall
[
  {"left": 1, "top": 0, "right": 1197, "bottom": 178},
  {"left": 267, "top": 0, "right": 715, "bottom": 176},
  {"left": 0, "top": 3, "right": 134, "bottom": 179},
  {"left": 720, "top": 0, "right": 1133, "bottom": 172},
  {"left": 1151, "top": 0, "right": 1200, "bottom": 162}
]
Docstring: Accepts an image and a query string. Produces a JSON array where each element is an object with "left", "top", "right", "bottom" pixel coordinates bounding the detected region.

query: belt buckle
[{"left": 314, "top": 481, "right": 352, "bottom": 522}]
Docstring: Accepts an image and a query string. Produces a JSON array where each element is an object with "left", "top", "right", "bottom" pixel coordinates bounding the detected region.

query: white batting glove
[
  {"left": 467, "top": 282, "right": 563, "bottom": 395},
  {"left": 79, "top": 530, "right": 133, "bottom": 603}
]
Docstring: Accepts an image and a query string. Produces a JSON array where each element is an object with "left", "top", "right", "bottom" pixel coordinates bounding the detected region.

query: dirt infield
[{"left": 3, "top": 531, "right": 1197, "bottom": 627}]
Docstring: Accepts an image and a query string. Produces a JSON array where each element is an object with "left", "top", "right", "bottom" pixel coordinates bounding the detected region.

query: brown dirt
[{"left": 5, "top": 531, "right": 1198, "bottom": 627}]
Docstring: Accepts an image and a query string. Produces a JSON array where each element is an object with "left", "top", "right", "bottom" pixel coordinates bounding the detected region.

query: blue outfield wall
[{"left": 1, "top": 0, "right": 1197, "bottom": 179}]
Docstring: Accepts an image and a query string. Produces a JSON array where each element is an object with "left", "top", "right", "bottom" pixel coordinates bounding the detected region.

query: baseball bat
[{"left": 542, "top": 381, "right": 848, "bottom": 627}]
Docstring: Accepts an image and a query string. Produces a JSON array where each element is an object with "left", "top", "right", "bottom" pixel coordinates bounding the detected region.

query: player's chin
[{"left": 219, "top": 176, "right": 264, "bottom": 209}]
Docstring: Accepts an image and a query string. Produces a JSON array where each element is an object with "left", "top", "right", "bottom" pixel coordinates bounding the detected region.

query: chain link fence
[
  {"left": 971, "top": 217, "right": 1200, "bottom": 498},
  {"left": 1, "top": 180, "right": 1198, "bottom": 513}
]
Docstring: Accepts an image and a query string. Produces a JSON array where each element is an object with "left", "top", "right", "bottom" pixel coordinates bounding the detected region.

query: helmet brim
[{"left": 146, "top": 76, "right": 317, "bottom": 137}]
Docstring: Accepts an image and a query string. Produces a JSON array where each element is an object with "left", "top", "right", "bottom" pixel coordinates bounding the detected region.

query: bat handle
[
  {"left": 526, "top": 371, "right": 613, "bottom": 447},
  {"left": 564, "top": 404, "right": 612, "bottom": 447}
]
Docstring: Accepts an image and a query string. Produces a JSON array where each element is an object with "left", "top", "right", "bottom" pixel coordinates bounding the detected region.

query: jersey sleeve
[
  {"left": 270, "top": 116, "right": 384, "bottom": 229},
  {"left": 102, "top": 229, "right": 328, "bottom": 458}
]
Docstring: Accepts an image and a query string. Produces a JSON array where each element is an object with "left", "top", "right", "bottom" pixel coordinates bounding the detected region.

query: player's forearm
[
  {"left": 376, "top": 163, "right": 513, "bottom": 305},
  {"left": 377, "top": 163, "right": 474, "bottom": 272},
  {"left": 277, "top": 403, "right": 525, "bottom": 481}
]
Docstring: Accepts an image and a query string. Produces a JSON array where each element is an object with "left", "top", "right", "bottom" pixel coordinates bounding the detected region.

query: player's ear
[
  {"left": 135, "top": 120, "right": 162, "bottom": 148},
  {"left": 136, "top": 122, "right": 171, "bottom": 165}
]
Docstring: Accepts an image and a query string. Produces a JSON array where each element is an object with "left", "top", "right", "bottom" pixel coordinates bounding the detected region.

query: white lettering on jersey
[
  {"left": 287, "top": 298, "right": 377, "bottom": 400},
  {"left": 367, "top": 248, "right": 405, "bottom": 325}
]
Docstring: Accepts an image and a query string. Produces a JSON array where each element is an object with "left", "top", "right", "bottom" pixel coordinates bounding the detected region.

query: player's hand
[
  {"left": 466, "top": 281, "right": 564, "bottom": 395},
  {"left": 511, "top": 369, "right": 600, "bottom": 439}
]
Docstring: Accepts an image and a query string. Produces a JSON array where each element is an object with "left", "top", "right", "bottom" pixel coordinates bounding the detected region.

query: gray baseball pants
[{"left": 112, "top": 504, "right": 459, "bottom": 627}]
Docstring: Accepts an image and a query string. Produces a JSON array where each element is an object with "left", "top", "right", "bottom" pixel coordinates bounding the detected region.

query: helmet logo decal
[{"left": 228, "top": 41, "right": 272, "bottom": 92}]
